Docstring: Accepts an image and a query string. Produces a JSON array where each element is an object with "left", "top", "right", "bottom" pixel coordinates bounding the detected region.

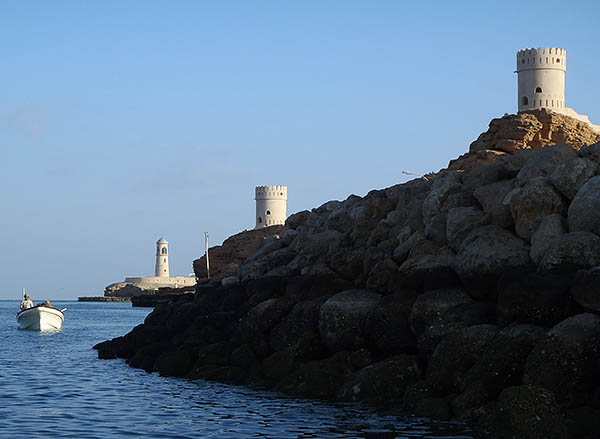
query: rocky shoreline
[{"left": 95, "top": 112, "right": 600, "bottom": 438}]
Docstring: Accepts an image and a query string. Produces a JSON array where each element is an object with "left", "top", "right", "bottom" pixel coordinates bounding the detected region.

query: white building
[
  {"left": 115, "top": 237, "right": 196, "bottom": 290},
  {"left": 155, "top": 237, "right": 169, "bottom": 277},
  {"left": 516, "top": 47, "right": 600, "bottom": 133},
  {"left": 255, "top": 185, "right": 287, "bottom": 228}
]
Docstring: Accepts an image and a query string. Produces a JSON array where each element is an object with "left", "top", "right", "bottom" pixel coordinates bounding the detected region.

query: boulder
[
  {"left": 571, "top": 266, "right": 600, "bottom": 313},
  {"left": 416, "top": 301, "right": 496, "bottom": 360},
  {"left": 540, "top": 231, "right": 600, "bottom": 273},
  {"left": 338, "top": 355, "right": 421, "bottom": 403},
  {"left": 275, "top": 352, "right": 354, "bottom": 399},
  {"left": 568, "top": 176, "right": 600, "bottom": 236},
  {"left": 454, "top": 225, "right": 532, "bottom": 299},
  {"left": 507, "top": 177, "right": 568, "bottom": 241},
  {"left": 550, "top": 157, "right": 598, "bottom": 200},
  {"left": 474, "top": 179, "right": 516, "bottom": 228},
  {"left": 421, "top": 171, "right": 462, "bottom": 225},
  {"left": 318, "top": 289, "right": 381, "bottom": 352},
  {"left": 154, "top": 349, "right": 194, "bottom": 377},
  {"left": 446, "top": 206, "right": 486, "bottom": 252},
  {"left": 471, "top": 323, "right": 547, "bottom": 397},
  {"left": 426, "top": 324, "right": 497, "bottom": 394},
  {"left": 408, "top": 287, "right": 472, "bottom": 336},
  {"left": 396, "top": 250, "right": 459, "bottom": 291},
  {"left": 529, "top": 213, "right": 567, "bottom": 265},
  {"left": 476, "top": 385, "right": 570, "bottom": 439},
  {"left": 524, "top": 313, "right": 600, "bottom": 408},
  {"left": 515, "top": 143, "right": 578, "bottom": 186},
  {"left": 497, "top": 272, "right": 572, "bottom": 327},
  {"left": 364, "top": 292, "right": 416, "bottom": 355}
]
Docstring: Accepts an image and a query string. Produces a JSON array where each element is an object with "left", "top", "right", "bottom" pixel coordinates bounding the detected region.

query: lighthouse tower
[
  {"left": 255, "top": 185, "right": 287, "bottom": 228},
  {"left": 155, "top": 238, "right": 169, "bottom": 277},
  {"left": 516, "top": 47, "right": 566, "bottom": 112}
]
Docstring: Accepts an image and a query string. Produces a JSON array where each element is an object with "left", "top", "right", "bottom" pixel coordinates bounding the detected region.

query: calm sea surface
[{"left": 0, "top": 300, "right": 473, "bottom": 438}]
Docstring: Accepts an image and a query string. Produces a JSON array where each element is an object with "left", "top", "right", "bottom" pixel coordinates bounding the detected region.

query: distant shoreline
[{"left": 77, "top": 297, "right": 131, "bottom": 302}]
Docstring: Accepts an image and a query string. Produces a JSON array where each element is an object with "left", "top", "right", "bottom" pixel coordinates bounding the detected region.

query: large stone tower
[
  {"left": 255, "top": 185, "right": 287, "bottom": 228},
  {"left": 155, "top": 237, "right": 169, "bottom": 277},
  {"left": 516, "top": 47, "right": 566, "bottom": 112}
]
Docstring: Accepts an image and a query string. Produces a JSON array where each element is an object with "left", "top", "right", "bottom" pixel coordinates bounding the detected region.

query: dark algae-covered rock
[{"left": 96, "top": 121, "right": 600, "bottom": 437}]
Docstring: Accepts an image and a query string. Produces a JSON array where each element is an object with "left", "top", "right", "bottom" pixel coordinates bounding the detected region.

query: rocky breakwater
[{"left": 96, "top": 138, "right": 600, "bottom": 437}]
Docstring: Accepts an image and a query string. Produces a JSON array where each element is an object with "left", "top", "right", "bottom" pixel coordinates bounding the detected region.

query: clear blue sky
[{"left": 2, "top": 1, "right": 599, "bottom": 299}]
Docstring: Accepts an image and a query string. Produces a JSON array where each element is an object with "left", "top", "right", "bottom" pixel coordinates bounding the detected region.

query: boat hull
[{"left": 17, "top": 306, "right": 64, "bottom": 331}]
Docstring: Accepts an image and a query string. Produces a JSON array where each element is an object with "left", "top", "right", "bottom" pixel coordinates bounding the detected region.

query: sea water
[{"left": 0, "top": 301, "right": 473, "bottom": 438}]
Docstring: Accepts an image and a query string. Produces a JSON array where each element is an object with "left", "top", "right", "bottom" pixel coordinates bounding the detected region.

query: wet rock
[
  {"left": 154, "top": 349, "right": 194, "bottom": 377},
  {"left": 476, "top": 384, "right": 569, "bottom": 439},
  {"left": 408, "top": 288, "right": 472, "bottom": 337},
  {"left": 364, "top": 292, "right": 417, "bottom": 355},
  {"left": 319, "top": 289, "right": 381, "bottom": 352},
  {"left": 451, "top": 380, "right": 489, "bottom": 419},
  {"left": 426, "top": 324, "right": 497, "bottom": 394},
  {"left": 338, "top": 355, "right": 421, "bottom": 403},
  {"left": 524, "top": 313, "right": 600, "bottom": 408},
  {"left": 415, "top": 397, "right": 452, "bottom": 420},
  {"left": 270, "top": 296, "right": 328, "bottom": 353},
  {"left": 275, "top": 352, "right": 353, "bottom": 399},
  {"left": 472, "top": 323, "right": 546, "bottom": 397},
  {"left": 416, "top": 301, "right": 496, "bottom": 361},
  {"left": 571, "top": 267, "right": 600, "bottom": 313},
  {"left": 568, "top": 176, "right": 600, "bottom": 236},
  {"left": 497, "top": 272, "right": 572, "bottom": 326},
  {"left": 540, "top": 231, "right": 600, "bottom": 273}
]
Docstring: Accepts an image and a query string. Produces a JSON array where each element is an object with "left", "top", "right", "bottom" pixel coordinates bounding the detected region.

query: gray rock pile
[{"left": 96, "top": 138, "right": 600, "bottom": 438}]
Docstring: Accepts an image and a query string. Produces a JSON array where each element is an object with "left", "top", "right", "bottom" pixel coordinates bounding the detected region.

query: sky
[{"left": 1, "top": 0, "right": 599, "bottom": 300}]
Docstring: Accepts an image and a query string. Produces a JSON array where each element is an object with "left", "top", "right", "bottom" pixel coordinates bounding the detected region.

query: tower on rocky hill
[
  {"left": 155, "top": 237, "right": 169, "bottom": 277},
  {"left": 255, "top": 185, "right": 287, "bottom": 228},
  {"left": 516, "top": 47, "right": 566, "bottom": 112}
]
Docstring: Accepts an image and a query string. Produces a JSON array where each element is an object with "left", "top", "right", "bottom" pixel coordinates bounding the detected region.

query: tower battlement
[
  {"left": 517, "top": 47, "right": 566, "bottom": 72},
  {"left": 255, "top": 185, "right": 287, "bottom": 228},
  {"left": 255, "top": 185, "right": 288, "bottom": 200}
]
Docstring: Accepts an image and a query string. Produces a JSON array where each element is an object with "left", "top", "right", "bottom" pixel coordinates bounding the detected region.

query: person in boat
[
  {"left": 42, "top": 300, "right": 52, "bottom": 308},
  {"left": 20, "top": 294, "right": 34, "bottom": 310}
]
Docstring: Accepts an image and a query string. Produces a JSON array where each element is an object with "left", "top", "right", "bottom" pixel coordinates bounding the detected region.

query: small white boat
[{"left": 17, "top": 305, "right": 65, "bottom": 331}]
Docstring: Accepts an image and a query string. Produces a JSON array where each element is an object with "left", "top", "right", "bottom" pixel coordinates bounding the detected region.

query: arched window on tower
[
  {"left": 535, "top": 87, "right": 542, "bottom": 93},
  {"left": 522, "top": 96, "right": 529, "bottom": 106},
  {"left": 161, "top": 247, "right": 167, "bottom": 254},
  {"left": 258, "top": 217, "right": 262, "bottom": 224},
  {"left": 266, "top": 210, "right": 271, "bottom": 215}
]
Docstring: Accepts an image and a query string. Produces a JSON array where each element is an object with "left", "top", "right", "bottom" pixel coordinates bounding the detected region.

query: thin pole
[{"left": 205, "top": 232, "right": 210, "bottom": 279}]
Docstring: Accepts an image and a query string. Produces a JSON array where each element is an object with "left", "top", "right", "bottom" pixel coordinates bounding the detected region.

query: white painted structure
[
  {"left": 516, "top": 47, "right": 600, "bottom": 133},
  {"left": 255, "top": 185, "right": 287, "bottom": 228},
  {"left": 155, "top": 237, "right": 169, "bottom": 277},
  {"left": 106, "top": 237, "right": 196, "bottom": 292}
]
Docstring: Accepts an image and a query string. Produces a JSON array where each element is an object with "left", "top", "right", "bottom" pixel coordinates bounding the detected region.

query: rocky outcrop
[
  {"left": 96, "top": 115, "right": 600, "bottom": 438},
  {"left": 193, "top": 226, "right": 284, "bottom": 280},
  {"left": 470, "top": 109, "right": 600, "bottom": 155}
]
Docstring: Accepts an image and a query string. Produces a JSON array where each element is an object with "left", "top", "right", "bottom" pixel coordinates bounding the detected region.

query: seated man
[
  {"left": 42, "top": 300, "right": 52, "bottom": 308},
  {"left": 20, "top": 294, "right": 34, "bottom": 310}
]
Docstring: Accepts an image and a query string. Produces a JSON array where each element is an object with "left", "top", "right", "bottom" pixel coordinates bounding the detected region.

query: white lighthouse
[
  {"left": 255, "top": 185, "right": 287, "bottom": 228},
  {"left": 155, "top": 237, "right": 169, "bottom": 277},
  {"left": 516, "top": 47, "right": 566, "bottom": 112}
]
